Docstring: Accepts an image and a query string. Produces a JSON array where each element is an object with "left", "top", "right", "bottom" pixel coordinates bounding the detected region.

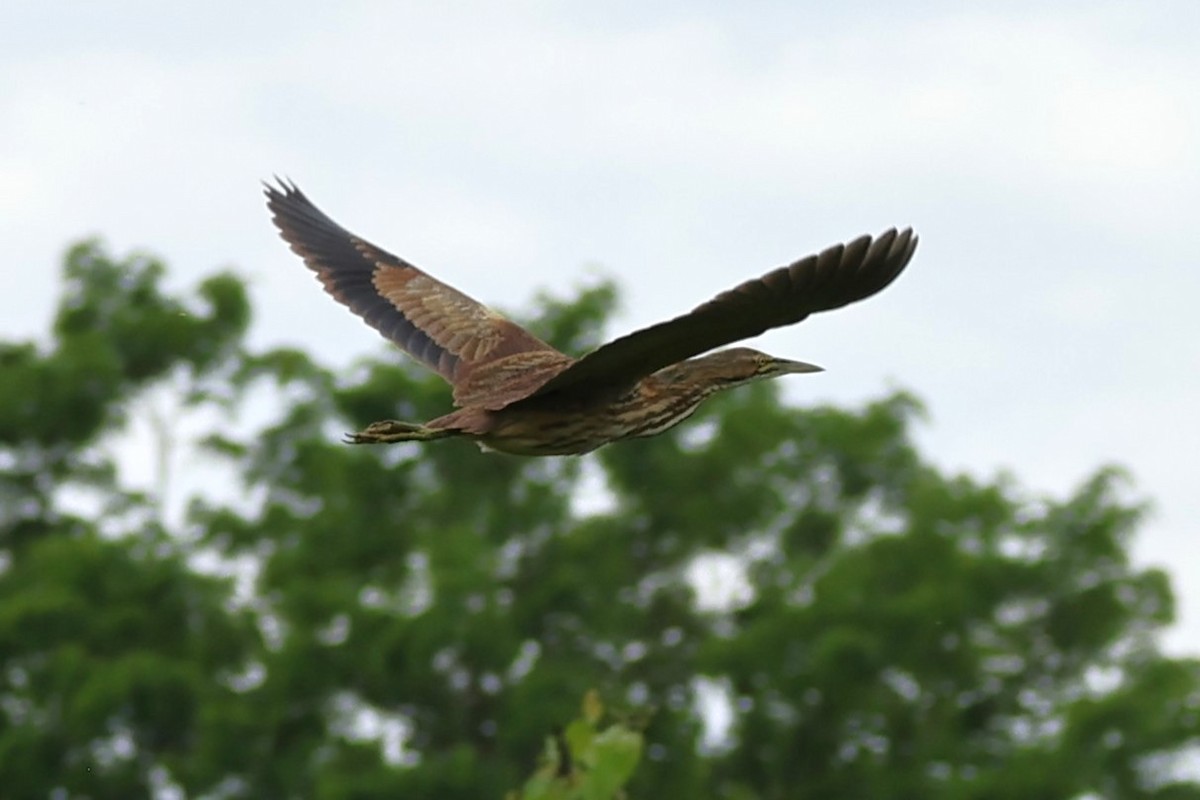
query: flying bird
[{"left": 265, "top": 180, "right": 917, "bottom": 456}]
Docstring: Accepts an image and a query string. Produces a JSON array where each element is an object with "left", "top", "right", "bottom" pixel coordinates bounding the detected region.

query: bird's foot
[{"left": 343, "top": 420, "right": 448, "bottom": 445}]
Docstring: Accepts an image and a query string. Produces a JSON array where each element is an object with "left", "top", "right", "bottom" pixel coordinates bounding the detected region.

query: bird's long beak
[{"left": 774, "top": 358, "right": 824, "bottom": 374}]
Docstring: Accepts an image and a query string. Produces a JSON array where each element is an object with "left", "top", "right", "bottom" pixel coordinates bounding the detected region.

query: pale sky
[{"left": 2, "top": 2, "right": 1198, "bottom": 652}]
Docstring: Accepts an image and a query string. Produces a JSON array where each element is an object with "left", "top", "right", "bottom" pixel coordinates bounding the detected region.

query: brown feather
[
  {"left": 517, "top": 228, "right": 918, "bottom": 405},
  {"left": 264, "top": 180, "right": 560, "bottom": 401},
  {"left": 268, "top": 181, "right": 917, "bottom": 423},
  {"left": 452, "top": 350, "right": 575, "bottom": 410}
]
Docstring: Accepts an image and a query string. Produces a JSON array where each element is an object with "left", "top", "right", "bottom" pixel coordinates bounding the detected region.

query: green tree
[
  {"left": 0, "top": 242, "right": 259, "bottom": 797},
  {"left": 0, "top": 240, "right": 1196, "bottom": 798}
]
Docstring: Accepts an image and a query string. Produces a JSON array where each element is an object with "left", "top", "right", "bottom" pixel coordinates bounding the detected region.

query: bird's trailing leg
[{"left": 343, "top": 419, "right": 456, "bottom": 445}]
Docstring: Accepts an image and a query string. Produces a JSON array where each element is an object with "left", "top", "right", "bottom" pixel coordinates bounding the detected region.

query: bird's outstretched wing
[
  {"left": 520, "top": 228, "right": 918, "bottom": 403},
  {"left": 265, "top": 180, "right": 561, "bottom": 399}
]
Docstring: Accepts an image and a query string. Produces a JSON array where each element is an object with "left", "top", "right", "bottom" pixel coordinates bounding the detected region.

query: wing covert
[{"left": 265, "top": 180, "right": 559, "bottom": 396}]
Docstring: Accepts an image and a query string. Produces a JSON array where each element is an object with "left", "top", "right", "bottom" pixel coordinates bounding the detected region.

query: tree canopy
[{"left": 0, "top": 240, "right": 1197, "bottom": 799}]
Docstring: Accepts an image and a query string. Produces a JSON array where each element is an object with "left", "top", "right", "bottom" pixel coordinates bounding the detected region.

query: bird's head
[{"left": 662, "top": 347, "right": 823, "bottom": 392}]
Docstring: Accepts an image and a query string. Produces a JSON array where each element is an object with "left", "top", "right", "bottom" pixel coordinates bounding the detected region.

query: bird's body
[
  {"left": 265, "top": 181, "right": 917, "bottom": 456},
  {"left": 410, "top": 347, "right": 812, "bottom": 455}
]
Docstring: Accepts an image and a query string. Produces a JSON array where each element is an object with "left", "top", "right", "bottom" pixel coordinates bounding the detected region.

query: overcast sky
[{"left": 3, "top": 2, "right": 1198, "bottom": 651}]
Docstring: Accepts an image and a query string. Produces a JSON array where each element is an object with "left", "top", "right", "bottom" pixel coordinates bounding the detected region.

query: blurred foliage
[
  {"left": 0, "top": 240, "right": 1197, "bottom": 799},
  {"left": 512, "top": 691, "right": 643, "bottom": 800}
]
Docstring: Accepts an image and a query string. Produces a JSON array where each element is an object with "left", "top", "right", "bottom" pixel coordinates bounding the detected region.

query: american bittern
[{"left": 265, "top": 180, "right": 917, "bottom": 456}]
